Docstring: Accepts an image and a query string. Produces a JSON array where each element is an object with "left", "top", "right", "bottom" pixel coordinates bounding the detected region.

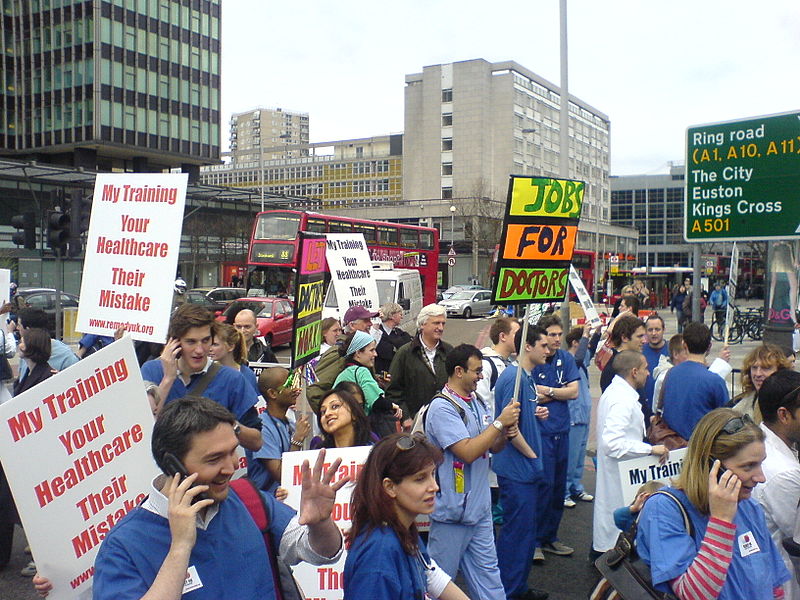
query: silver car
[{"left": 439, "top": 290, "right": 494, "bottom": 318}]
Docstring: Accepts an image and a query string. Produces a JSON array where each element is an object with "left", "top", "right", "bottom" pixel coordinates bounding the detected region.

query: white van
[{"left": 322, "top": 266, "right": 423, "bottom": 332}]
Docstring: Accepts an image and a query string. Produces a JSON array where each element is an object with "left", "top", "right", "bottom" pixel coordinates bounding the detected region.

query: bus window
[
  {"left": 420, "top": 231, "right": 434, "bottom": 250},
  {"left": 329, "top": 220, "right": 353, "bottom": 233},
  {"left": 377, "top": 225, "right": 398, "bottom": 246},
  {"left": 306, "top": 217, "right": 326, "bottom": 233},
  {"left": 400, "top": 229, "right": 418, "bottom": 247},
  {"left": 353, "top": 223, "right": 376, "bottom": 243},
  {"left": 255, "top": 213, "right": 300, "bottom": 240}
]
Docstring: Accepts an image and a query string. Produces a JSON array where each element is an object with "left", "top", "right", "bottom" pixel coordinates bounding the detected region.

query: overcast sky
[{"left": 220, "top": 0, "right": 800, "bottom": 176}]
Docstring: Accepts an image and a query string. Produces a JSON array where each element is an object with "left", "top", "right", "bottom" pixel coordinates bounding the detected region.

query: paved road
[{"left": 0, "top": 308, "right": 768, "bottom": 599}]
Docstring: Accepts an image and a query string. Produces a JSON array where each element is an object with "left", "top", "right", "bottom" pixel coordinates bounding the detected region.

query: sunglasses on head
[{"left": 719, "top": 413, "right": 754, "bottom": 436}]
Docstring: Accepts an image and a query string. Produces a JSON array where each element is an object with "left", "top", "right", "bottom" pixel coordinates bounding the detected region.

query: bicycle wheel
[
  {"left": 710, "top": 317, "right": 725, "bottom": 342},
  {"left": 726, "top": 322, "right": 744, "bottom": 344},
  {"left": 747, "top": 319, "right": 764, "bottom": 341}
]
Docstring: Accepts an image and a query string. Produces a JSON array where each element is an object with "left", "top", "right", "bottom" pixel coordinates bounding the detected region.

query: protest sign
[
  {"left": 724, "top": 242, "right": 739, "bottom": 343},
  {"left": 492, "top": 176, "right": 585, "bottom": 304},
  {"left": 0, "top": 268, "right": 9, "bottom": 332},
  {"left": 325, "top": 233, "right": 380, "bottom": 313},
  {"left": 76, "top": 173, "right": 187, "bottom": 343},
  {"left": 568, "top": 265, "right": 601, "bottom": 328},
  {"left": 0, "top": 336, "right": 157, "bottom": 599},
  {"left": 281, "top": 446, "right": 370, "bottom": 600},
  {"left": 617, "top": 447, "right": 687, "bottom": 505},
  {"left": 291, "top": 233, "right": 326, "bottom": 368}
]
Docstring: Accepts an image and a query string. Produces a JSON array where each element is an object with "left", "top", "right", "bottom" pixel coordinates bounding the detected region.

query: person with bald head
[
  {"left": 226, "top": 304, "right": 277, "bottom": 364},
  {"left": 593, "top": 350, "right": 669, "bottom": 555},
  {"left": 248, "top": 366, "right": 311, "bottom": 494}
]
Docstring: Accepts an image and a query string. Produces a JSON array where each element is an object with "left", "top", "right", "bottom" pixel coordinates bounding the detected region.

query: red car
[{"left": 218, "top": 297, "right": 294, "bottom": 348}]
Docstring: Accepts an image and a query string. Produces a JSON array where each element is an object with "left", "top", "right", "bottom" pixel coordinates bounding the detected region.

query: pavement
[{"left": 0, "top": 303, "right": 772, "bottom": 599}]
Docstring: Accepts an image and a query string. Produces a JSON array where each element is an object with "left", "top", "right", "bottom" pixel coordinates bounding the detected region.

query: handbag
[
  {"left": 591, "top": 491, "right": 692, "bottom": 600},
  {"left": 646, "top": 369, "right": 687, "bottom": 450}
]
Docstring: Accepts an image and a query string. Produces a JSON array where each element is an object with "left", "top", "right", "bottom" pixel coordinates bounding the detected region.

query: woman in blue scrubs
[{"left": 344, "top": 433, "right": 469, "bottom": 600}]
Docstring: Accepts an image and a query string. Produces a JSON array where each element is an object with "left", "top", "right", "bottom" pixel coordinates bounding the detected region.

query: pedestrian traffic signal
[
  {"left": 46, "top": 210, "right": 70, "bottom": 253},
  {"left": 11, "top": 212, "right": 36, "bottom": 250}
]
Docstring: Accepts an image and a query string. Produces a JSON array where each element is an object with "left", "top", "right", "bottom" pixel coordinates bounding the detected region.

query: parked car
[
  {"left": 185, "top": 287, "right": 246, "bottom": 315},
  {"left": 14, "top": 287, "right": 80, "bottom": 335},
  {"left": 438, "top": 289, "right": 494, "bottom": 318},
  {"left": 219, "top": 297, "right": 294, "bottom": 348},
  {"left": 440, "top": 284, "right": 488, "bottom": 301}
]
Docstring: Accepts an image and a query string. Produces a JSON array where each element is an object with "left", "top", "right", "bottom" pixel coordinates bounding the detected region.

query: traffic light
[
  {"left": 46, "top": 210, "right": 70, "bottom": 254},
  {"left": 11, "top": 212, "right": 36, "bottom": 250},
  {"left": 68, "top": 190, "right": 92, "bottom": 257}
]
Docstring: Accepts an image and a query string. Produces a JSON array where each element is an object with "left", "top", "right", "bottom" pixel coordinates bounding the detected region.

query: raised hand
[{"left": 298, "top": 449, "right": 350, "bottom": 526}]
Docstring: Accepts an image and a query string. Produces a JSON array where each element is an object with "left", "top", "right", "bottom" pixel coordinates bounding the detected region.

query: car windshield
[
  {"left": 450, "top": 291, "right": 474, "bottom": 300},
  {"left": 248, "top": 302, "right": 272, "bottom": 318},
  {"left": 185, "top": 292, "right": 207, "bottom": 304}
]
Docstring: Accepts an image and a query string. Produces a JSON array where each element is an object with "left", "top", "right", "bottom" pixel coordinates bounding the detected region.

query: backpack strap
[
  {"left": 422, "top": 392, "right": 468, "bottom": 433},
  {"left": 636, "top": 490, "right": 694, "bottom": 538},
  {"left": 187, "top": 362, "right": 222, "bottom": 397},
  {"left": 230, "top": 478, "right": 285, "bottom": 600},
  {"left": 482, "top": 354, "right": 500, "bottom": 390}
]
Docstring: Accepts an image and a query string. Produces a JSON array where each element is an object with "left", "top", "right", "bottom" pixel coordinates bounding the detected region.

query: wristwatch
[
  {"left": 492, "top": 419, "right": 504, "bottom": 432},
  {"left": 233, "top": 422, "right": 241, "bottom": 437}
]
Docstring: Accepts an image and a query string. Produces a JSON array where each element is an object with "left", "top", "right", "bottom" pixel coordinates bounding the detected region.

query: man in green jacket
[{"left": 386, "top": 303, "right": 453, "bottom": 427}]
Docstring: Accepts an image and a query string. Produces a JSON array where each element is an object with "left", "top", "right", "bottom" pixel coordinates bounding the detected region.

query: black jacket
[
  {"left": 386, "top": 335, "right": 452, "bottom": 419},
  {"left": 374, "top": 325, "right": 412, "bottom": 375}
]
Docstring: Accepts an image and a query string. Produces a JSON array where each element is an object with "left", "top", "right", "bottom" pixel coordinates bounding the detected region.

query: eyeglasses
[
  {"left": 464, "top": 367, "right": 483, "bottom": 375},
  {"left": 719, "top": 413, "right": 754, "bottom": 436}
]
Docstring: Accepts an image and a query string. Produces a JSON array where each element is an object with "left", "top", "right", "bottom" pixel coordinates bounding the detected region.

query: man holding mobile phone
[{"left": 33, "top": 397, "right": 347, "bottom": 599}]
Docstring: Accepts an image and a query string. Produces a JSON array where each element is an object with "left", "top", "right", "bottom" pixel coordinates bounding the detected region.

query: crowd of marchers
[{"left": 1, "top": 287, "right": 799, "bottom": 600}]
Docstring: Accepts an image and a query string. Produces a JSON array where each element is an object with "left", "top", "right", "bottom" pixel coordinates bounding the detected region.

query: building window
[
  {"left": 441, "top": 89, "right": 452, "bottom": 102},
  {"left": 442, "top": 162, "right": 453, "bottom": 176},
  {"left": 442, "top": 187, "right": 453, "bottom": 199},
  {"left": 442, "top": 113, "right": 452, "bottom": 126},
  {"left": 441, "top": 138, "right": 453, "bottom": 151}
]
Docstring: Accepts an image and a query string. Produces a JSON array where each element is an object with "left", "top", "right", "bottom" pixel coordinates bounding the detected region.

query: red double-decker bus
[{"left": 247, "top": 210, "right": 440, "bottom": 304}]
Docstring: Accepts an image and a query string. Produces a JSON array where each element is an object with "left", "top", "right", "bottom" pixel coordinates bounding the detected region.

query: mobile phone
[
  {"left": 381, "top": 371, "right": 390, "bottom": 380},
  {"left": 708, "top": 457, "right": 727, "bottom": 483},
  {"left": 162, "top": 452, "right": 210, "bottom": 503}
]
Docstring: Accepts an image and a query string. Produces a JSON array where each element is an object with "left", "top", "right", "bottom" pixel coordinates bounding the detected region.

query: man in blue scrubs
[{"left": 532, "top": 314, "right": 579, "bottom": 561}]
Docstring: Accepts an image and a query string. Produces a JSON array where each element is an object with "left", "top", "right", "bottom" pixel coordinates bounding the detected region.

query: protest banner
[
  {"left": 491, "top": 176, "right": 585, "bottom": 305},
  {"left": 568, "top": 265, "right": 602, "bottom": 328},
  {"left": 291, "top": 232, "right": 326, "bottom": 368},
  {"left": 0, "top": 336, "right": 157, "bottom": 599},
  {"left": 724, "top": 242, "right": 739, "bottom": 344},
  {"left": 617, "top": 447, "right": 687, "bottom": 505},
  {"left": 281, "top": 446, "right": 370, "bottom": 600},
  {"left": 325, "top": 233, "right": 380, "bottom": 313},
  {"left": 76, "top": 173, "right": 188, "bottom": 343}
]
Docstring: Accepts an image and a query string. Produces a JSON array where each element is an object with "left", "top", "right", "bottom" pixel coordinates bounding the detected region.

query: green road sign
[{"left": 685, "top": 111, "right": 800, "bottom": 241}]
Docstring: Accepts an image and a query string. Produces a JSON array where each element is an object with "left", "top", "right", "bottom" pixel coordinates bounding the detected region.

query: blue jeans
[{"left": 565, "top": 423, "right": 589, "bottom": 498}]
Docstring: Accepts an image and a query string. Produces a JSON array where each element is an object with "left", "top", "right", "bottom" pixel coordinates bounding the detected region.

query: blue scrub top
[
  {"left": 248, "top": 412, "right": 292, "bottom": 493},
  {"left": 661, "top": 361, "right": 729, "bottom": 440},
  {"left": 532, "top": 349, "right": 579, "bottom": 434}
]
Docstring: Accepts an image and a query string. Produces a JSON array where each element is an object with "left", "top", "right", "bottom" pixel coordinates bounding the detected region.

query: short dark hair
[
  {"left": 668, "top": 334, "right": 685, "bottom": 360},
  {"left": 17, "top": 307, "right": 49, "bottom": 331},
  {"left": 620, "top": 294, "right": 640, "bottom": 315},
  {"left": 645, "top": 314, "right": 665, "bottom": 329},
  {"left": 151, "top": 396, "right": 236, "bottom": 473},
  {"left": 609, "top": 314, "right": 645, "bottom": 347},
  {"left": 20, "top": 328, "right": 51, "bottom": 364},
  {"left": 489, "top": 317, "right": 517, "bottom": 345},
  {"left": 514, "top": 325, "right": 547, "bottom": 355},
  {"left": 682, "top": 321, "right": 712, "bottom": 354},
  {"left": 538, "top": 314, "right": 562, "bottom": 332},
  {"left": 168, "top": 303, "right": 215, "bottom": 340},
  {"left": 445, "top": 343, "right": 483, "bottom": 377},
  {"left": 758, "top": 369, "right": 800, "bottom": 424},
  {"left": 565, "top": 326, "right": 583, "bottom": 348}
]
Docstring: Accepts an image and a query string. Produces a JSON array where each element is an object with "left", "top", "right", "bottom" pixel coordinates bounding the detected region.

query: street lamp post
[{"left": 449, "top": 205, "right": 456, "bottom": 287}]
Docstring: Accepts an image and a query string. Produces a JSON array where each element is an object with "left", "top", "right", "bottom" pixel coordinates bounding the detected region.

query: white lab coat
[
  {"left": 753, "top": 423, "right": 800, "bottom": 600},
  {"left": 592, "top": 375, "right": 653, "bottom": 552}
]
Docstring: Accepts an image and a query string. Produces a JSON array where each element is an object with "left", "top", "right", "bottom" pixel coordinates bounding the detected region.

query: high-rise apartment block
[
  {"left": 0, "top": 0, "right": 221, "bottom": 174},
  {"left": 229, "top": 107, "right": 309, "bottom": 163},
  {"left": 403, "top": 59, "right": 611, "bottom": 224}
]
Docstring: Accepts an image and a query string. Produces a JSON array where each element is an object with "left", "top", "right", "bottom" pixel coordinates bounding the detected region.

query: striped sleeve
[
  {"left": 774, "top": 587, "right": 785, "bottom": 599},
  {"left": 670, "top": 517, "right": 735, "bottom": 600}
]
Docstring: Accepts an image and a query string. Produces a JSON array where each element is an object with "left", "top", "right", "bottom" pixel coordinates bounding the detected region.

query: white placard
[
  {"left": 725, "top": 243, "right": 739, "bottom": 343},
  {"left": 617, "top": 447, "right": 687, "bottom": 505},
  {"left": 568, "top": 265, "right": 602, "bottom": 328},
  {"left": 0, "top": 336, "right": 157, "bottom": 599},
  {"left": 281, "top": 446, "right": 370, "bottom": 600},
  {"left": 76, "top": 173, "right": 188, "bottom": 343},
  {"left": 325, "top": 234, "right": 380, "bottom": 313},
  {"left": 0, "top": 268, "right": 10, "bottom": 332}
]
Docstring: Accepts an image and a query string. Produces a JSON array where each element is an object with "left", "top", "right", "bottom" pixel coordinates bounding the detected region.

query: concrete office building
[
  {"left": 229, "top": 107, "right": 309, "bottom": 163},
  {"left": 0, "top": 0, "right": 221, "bottom": 175},
  {"left": 402, "top": 58, "right": 634, "bottom": 283},
  {"left": 201, "top": 134, "right": 403, "bottom": 208}
]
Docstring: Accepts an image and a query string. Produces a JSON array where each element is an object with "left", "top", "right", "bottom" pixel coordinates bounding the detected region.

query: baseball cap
[{"left": 343, "top": 305, "right": 379, "bottom": 323}]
